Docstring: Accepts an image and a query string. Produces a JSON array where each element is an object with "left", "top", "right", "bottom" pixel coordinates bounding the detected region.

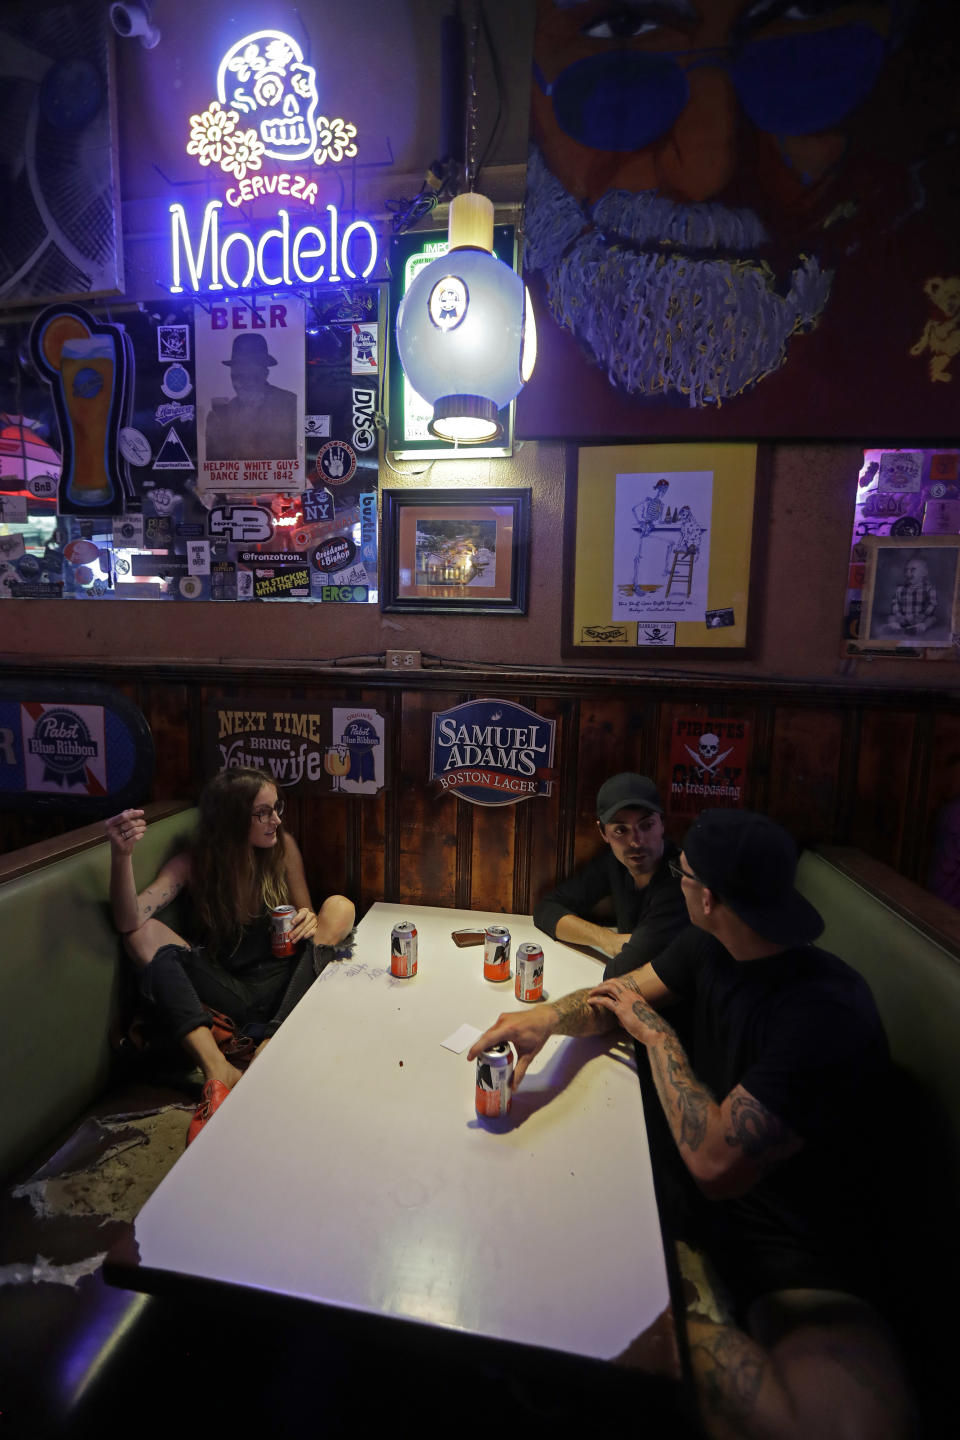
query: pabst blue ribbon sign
[{"left": 430, "top": 699, "right": 556, "bottom": 806}]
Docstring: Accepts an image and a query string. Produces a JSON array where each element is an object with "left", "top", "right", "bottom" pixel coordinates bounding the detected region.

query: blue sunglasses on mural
[{"left": 534, "top": 23, "right": 887, "bottom": 151}]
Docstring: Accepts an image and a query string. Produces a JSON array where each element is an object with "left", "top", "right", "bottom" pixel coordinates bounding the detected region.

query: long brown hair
[{"left": 190, "top": 766, "right": 289, "bottom": 954}]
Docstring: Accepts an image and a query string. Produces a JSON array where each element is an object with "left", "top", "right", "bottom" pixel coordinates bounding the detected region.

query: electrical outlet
[{"left": 386, "top": 649, "right": 422, "bottom": 669}]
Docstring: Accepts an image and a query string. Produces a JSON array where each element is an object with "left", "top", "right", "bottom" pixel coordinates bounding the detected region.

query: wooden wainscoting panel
[
  {"left": 141, "top": 680, "right": 195, "bottom": 800},
  {"left": 767, "top": 705, "right": 844, "bottom": 847},
  {"left": 396, "top": 690, "right": 460, "bottom": 907},
  {"left": 526, "top": 696, "right": 572, "bottom": 916},
  {"left": 469, "top": 800, "right": 516, "bottom": 914},
  {"left": 574, "top": 697, "right": 648, "bottom": 864},
  {"left": 849, "top": 709, "right": 916, "bottom": 869}
]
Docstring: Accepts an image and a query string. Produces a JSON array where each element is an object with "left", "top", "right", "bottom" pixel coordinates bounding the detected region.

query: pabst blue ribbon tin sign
[{"left": 430, "top": 699, "right": 556, "bottom": 806}]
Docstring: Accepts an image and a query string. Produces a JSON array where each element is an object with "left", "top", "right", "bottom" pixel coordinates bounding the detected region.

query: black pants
[{"left": 139, "top": 940, "right": 318, "bottom": 1045}]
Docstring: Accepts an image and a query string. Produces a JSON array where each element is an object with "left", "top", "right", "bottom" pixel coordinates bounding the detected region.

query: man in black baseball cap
[
  {"left": 533, "top": 771, "right": 686, "bottom": 971},
  {"left": 471, "top": 808, "right": 908, "bottom": 1437}
]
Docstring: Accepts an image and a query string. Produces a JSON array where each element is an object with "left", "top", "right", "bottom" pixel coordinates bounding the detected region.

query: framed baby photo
[{"left": 860, "top": 535, "right": 960, "bottom": 649}]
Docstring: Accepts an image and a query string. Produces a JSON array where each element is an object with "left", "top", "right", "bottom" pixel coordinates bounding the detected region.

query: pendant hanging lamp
[{"left": 395, "top": 192, "right": 537, "bottom": 443}]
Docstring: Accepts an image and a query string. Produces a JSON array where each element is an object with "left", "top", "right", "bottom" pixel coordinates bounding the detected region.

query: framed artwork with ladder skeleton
[{"left": 563, "top": 443, "right": 763, "bottom": 659}]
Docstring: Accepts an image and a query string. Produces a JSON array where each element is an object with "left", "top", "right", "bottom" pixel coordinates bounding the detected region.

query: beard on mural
[{"left": 519, "top": 0, "right": 957, "bottom": 439}]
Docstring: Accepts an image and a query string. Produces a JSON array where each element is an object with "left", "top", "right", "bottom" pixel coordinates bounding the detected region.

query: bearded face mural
[{"left": 519, "top": 0, "right": 960, "bottom": 440}]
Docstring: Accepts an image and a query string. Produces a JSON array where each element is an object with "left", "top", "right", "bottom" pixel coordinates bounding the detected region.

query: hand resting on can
[{"left": 467, "top": 1005, "right": 562, "bottom": 1090}]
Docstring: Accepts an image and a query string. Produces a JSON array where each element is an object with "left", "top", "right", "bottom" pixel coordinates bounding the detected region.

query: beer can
[
  {"left": 514, "top": 942, "right": 544, "bottom": 1003},
  {"left": 475, "top": 1042, "right": 514, "bottom": 1117},
  {"left": 390, "top": 921, "right": 418, "bottom": 978},
  {"left": 483, "top": 925, "right": 511, "bottom": 982},
  {"left": 270, "top": 905, "right": 297, "bottom": 958}
]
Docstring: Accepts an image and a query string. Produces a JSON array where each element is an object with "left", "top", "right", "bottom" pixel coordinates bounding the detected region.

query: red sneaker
[{"left": 186, "top": 1079, "right": 231, "bottom": 1145}]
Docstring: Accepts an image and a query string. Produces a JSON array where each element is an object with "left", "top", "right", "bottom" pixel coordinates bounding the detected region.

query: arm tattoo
[
  {"left": 647, "top": 1026, "right": 714, "bottom": 1152},
  {"left": 725, "top": 1091, "right": 790, "bottom": 1161},
  {"left": 551, "top": 989, "right": 614, "bottom": 1036},
  {"left": 688, "top": 1323, "right": 766, "bottom": 1428}
]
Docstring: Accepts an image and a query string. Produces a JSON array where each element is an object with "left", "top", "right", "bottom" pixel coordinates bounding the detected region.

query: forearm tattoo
[
  {"left": 645, "top": 1016, "right": 714, "bottom": 1153},
  {"left": 551, "top": 988, "right": 614, "bottom": 1036},
  {"left": 140, "top": 879, "right": 182, "bottom": 921},
  {"left": 688, "top": 1322, "right": 766, "bottom": 1430}
]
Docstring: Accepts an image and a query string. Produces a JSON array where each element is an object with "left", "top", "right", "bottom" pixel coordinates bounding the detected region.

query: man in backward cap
[
  {"left": 471, "top": 810, "right": 912, "bottom": 1438},
  {"left": 205, "top": 332, "right": 298, "bottom": 462},
  {"left": 533, "top": 772, "right": 687, "bottom": 971}
]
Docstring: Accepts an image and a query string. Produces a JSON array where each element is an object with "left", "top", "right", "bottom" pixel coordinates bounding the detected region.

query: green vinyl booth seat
[
  {"left": 0, "top": 804, "right": 198, "bottom": 1184},
  {"left": 796, "top": 846, "right": 960, "bottom": 1426}
]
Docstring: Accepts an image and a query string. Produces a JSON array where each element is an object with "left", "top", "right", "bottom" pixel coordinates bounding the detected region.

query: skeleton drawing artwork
[
  {"left": 629, "top": 477, "right": 669, "bottom": 590},
  {"left": 612, "top": 470, "right": 714, "bottom": 623}
]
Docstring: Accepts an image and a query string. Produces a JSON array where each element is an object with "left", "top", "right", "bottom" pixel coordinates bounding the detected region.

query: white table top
[{"left": 114, "top": 903, "right": 671, "bottom": 1361}]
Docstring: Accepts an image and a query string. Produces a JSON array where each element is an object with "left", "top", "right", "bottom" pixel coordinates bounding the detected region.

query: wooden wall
[{"left": 2, "top": 660, "right": 958, "bottom": 921}]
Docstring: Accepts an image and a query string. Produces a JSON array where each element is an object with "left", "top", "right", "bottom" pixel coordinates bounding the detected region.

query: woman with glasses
[{"left": 106, "top": 766, "right": 354, "bottom": 1141}]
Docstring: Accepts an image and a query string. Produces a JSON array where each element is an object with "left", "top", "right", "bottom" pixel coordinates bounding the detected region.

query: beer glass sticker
[{"left": 28, "top": 303, "right": 132, "bottom": 515}]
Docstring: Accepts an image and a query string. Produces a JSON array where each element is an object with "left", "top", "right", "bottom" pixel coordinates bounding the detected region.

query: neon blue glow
[
  {"left": 341, "top": 219, "right": 378, "bottom": 280},
  {"left": 169, "top": 200, "right": 379, "bottom": 294}
]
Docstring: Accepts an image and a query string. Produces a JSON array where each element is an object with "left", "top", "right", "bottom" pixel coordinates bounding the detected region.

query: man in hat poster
[
  {"left": 205, "top": 332, "right": 298, "bottom": 462},
  {"left": 470, "top": 810, "right": 913, "bottom": 1438}
]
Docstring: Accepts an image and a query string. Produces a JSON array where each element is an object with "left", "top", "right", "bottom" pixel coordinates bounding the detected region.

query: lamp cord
[{"left": 464, "top": 0, "right": 480, "bottom": 191}]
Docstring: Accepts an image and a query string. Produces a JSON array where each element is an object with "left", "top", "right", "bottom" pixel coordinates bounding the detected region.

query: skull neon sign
[
  {"left": 217, "top": 30, "right": 319, "bottom": 163},
  {"left": 187, "top": 29, "right": 358, "bottom": 180}
]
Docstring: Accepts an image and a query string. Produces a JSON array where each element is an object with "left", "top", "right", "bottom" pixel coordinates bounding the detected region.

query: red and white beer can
[
  {"left": 270, "top": 905, "right": 297, "bottom": 958},
  {"left": 483, "top": 925, "right": 511, "bottom": 982},
  {"left": 475, "top": 1042, "right": 514, "bottom": 1117},
  {"left": 514, "top": 942, "right": 544, "bottom": 1003},
  {"left": 390, "top": 921, "right": 418, "bottom": 978}
]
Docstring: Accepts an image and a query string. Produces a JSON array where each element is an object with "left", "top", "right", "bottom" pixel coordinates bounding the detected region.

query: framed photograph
[
  {"left": 563, "top": 443, "right": 763, "bottom": 658},
  {"left": 381, "top": 488, "right": 530, "bottom": 614},
  {"left": 860, "top": 536, "right": 960, "bottom": 649}
]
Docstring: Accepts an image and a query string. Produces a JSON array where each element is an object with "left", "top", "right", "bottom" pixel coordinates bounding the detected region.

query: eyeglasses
[
  {"left": 252, "top": 798, "right": 285, "bottom": 824},
  {"left": 534, "top": 23, "right": 886, "bottom": 153},
  {"left": 669, "top": 860, "right": 700, "bottom": 883}
]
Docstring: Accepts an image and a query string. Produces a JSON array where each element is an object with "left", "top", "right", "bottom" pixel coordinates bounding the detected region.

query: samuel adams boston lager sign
[{"left": 429, "top": 699, "right": 556, "bottom": 806}]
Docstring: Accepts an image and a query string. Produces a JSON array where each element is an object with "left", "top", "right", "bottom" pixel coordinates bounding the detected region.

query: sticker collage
[
  {"left": 0, "top": 288, "right": 380, "bottom": 604},
  {"left": 844, "top": 449, "right": 960, "bottom": 656}
]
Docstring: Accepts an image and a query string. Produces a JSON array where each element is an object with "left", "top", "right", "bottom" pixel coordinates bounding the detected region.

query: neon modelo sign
[
  {"left": 172, "top": 29, "right": 375, "bottom": 294},
  {"left": 170, "top": 201, "right": 378, "bottom": 293}
]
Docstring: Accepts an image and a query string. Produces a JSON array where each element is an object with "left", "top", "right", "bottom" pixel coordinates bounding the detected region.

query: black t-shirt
[
  {"left": 649, "top": 929, "right": 891, "bottom": 1306},
  {"left": 534, "top": 844, "right": 687, "bottom": 970}
]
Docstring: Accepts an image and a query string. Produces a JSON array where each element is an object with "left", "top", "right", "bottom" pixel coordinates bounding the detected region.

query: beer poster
[
  {"left": 194, "top": 296, "right": 306, "bottom": 495},
  {"left": 204, "top": 700, "right": 386, "bottom": 795},
  {"left": 668, "top": 717, "right": 752, "bottom": 818}
]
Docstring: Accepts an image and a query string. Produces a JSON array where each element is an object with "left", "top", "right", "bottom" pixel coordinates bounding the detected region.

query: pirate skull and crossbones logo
[{"left": 684, "top": 732, "right": 734, "bottom": 777}]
